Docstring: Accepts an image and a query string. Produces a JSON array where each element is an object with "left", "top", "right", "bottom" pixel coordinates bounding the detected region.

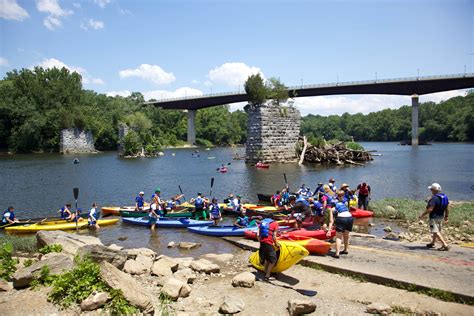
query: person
[
  {"left": 419, "top": 183, "right": 450, "bottom": 251},
  {"left": 340, "top": 183, "right": 355, "bottom": 206},
  {"left": 209, "top": 197, "right": 222, "bottom": 226},
  {"left": 58, "top": 203, "right": 74, "bottom": 221},
  {"left": 327, "top": 190, "right": 353, "bottom": 258},
  {"left": 135, "top": 191, "right": 146, "bottom": 211},
  {"left": 257, "top": 217, "right": 280, "bottom": 281},
  {"left": 234, "top": 209, "right": 251, "bottom": 228},
  {"left": 356, "top": 182, "right": 371, "bottom": 210},
  {"left": 304, "top": 187, "right": 313, "bottom": 198},
  {"left": 190, "top": 192, "right": 206, "bottom": 220},
  {"left": 296, "top": 184, "right": 306, "bottom": 196},
  {"left": 280, "top": 187, "right": 290, "bottom": 206},
  {"left": 328, "top": 178, "right": 337, "bottom": 194},
  {"left": 1, "top": 206, "right": 18, "bottom": 225},
  {"left": 150, "top": 188, "right": 162, "bottom": 216},
  {"left": 88, "top": 203, "right": 100, "bottom": 229},
  {"left": 310, "top": 197, "right": 326, "bottom": 229},
  {"left": 313, "top": 182, "right": 325, "bottom": 199},
  {"left": 286, "top": 195, "right": 311, "bottom": 228},
  {"left": 271, "top": 191, "right": 282, "bottom": 207},
  {"left": 148, "top": 201, "right": 160, "bottom": 231},
  {"left": 231, "top": 194, "right": 242, "bottom": 214},
  {"left": 321, "top": 185, "right": 337, "bottom": 211},
  {"left": 174, "top": 194, "right": 185, "bottom": 206}
]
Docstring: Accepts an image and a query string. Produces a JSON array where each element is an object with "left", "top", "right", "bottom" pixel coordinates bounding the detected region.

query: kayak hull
[
  {"left": 122, "top": 217, "right": 213, "bottom": 228},
  {"left": 350, "top": 207, "right": 374, "bottom": 218},
  {"left": 5, "top": 219, "right": 119, "bottom": 233},
  {"left": 119, "top": 210, "right": 193, "bottom": 218},
  {"left": 249, "top": 241, "right": 309, "bottom": 273},
  {"left": 187, "top": 225, "right": 258, "bottom": 237},
  {"left": 283, "top": 229, "right": 336, "bottom": 240}
]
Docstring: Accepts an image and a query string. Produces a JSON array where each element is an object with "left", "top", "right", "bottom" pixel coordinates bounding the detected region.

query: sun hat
[
  {"left": 428, "top": 183, "right": 442, "bottom": 191},
  {"left": 155, "top": 187, "right": 161, "bottom": 192},
  {"left": 341, "top": 183, "right": 349, "bottom": 188}
]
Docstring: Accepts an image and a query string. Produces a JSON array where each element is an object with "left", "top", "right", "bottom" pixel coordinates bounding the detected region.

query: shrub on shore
[{"left": 0, "top": 235, "right": 37, "bottom": 253}]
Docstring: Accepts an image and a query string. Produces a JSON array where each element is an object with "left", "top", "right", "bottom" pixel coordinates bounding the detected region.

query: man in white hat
[
  {"left": 419, "top": 183, "right": 450, "bottom": 251},
  {"left": 135, "top": 191, "right": 145, "bottom": 211}
]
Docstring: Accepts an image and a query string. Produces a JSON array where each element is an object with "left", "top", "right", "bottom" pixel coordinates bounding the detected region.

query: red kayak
[
  {"left": 349, "top": 207, "right": 374, "bottom": 218},
  {"left": 245, "top": 228, "right": 335, "bottom": 241},
  {"left": 218, "top": 167, "right": 228, "bottom": 173},
  {"left": 256, "top": 162, "right": 270, "bottom": 169}
]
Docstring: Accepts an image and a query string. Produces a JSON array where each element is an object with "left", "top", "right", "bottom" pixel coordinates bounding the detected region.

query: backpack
[
  {"left": 195, "top": 197, "right": 204, "bottom": 208},
  {"left": 259, "top": 218, "right": 274, "bottom": 238},
  {"left": 435, "top": 193, "right": 449, "bottom": 208}
]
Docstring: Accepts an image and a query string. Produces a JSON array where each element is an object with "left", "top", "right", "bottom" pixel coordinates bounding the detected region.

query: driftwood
[
  {"left": 298, "top": 136, "right": 308, "bottom": 165},
  {"left": 297, "top": 137, "right": 373, "bottom": 165}
]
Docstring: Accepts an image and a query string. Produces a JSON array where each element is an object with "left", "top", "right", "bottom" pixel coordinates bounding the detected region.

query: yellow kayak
[
  {"left": 249, "top": 241, "right": 309, "bottom": 273},
  {"left": 5, "top": 219, "right": 119, "bottom": 233}
]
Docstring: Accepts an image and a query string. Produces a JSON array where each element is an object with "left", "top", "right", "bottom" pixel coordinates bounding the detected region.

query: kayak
[
  {"left": 283, "top": 228, "right": 336, "bottom": 240},
  {"left": 349, "top": 207, "right": 374, "bottom": 218},
  {"left": 279, "top": 236, "right": 331, "bottom": 255},
  {"left": 187, "top": 225, "right": 258, "bottom": 237},
  {"left": 257, "top": 193, "right": 272, "bottom": 202},
  {"left": 5, "top": 219, "right": 119, "bottom": 233},
  {"left": 119, "top": 210, "right": 193, "bottom": 218},
  {"left": 121, "top": 217, "right": 213, "bottom": 228},
  {"left": 218, "top": 167, "right": 228, "bottom": 173},
  {"left": 249, "top": 241, "right": 309, "bottom": 273},
  {"left": 256, "top": 162, "right": 270, "bottom": 168}
]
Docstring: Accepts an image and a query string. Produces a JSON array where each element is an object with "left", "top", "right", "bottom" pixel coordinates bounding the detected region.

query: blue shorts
[
  {"left": 148, "top": 217, "right": 158, "bottom": 224},
  {"left": 88, "top": 220, "right": 97, "bottom": 225}
]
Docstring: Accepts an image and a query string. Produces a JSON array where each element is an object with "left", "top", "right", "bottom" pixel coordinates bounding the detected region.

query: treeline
[
  {"left": 301, "top": 92, "right": 474, "bottom": 142},
  {"left": 0, "top": 67, "right": 247, "bottom": 153}
]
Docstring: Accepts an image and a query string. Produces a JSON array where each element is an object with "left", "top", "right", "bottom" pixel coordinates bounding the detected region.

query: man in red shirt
[{"left": 257, "top": 218, "right": 280, "bottom": 281}]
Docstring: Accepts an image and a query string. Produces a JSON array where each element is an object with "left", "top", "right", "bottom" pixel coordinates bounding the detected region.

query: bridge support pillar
[
  {"left": 411, "top": 94, "right": 419, "bottom": 146},
  {"left": 187, "top": 109, "right": 196, "bottom": 145}
]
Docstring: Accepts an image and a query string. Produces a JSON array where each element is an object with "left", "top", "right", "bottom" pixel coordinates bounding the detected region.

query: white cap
[
  {"left": 139, "top": 191, "right": 145, "bottom": 195},
  {"left": 428, "top": 183, "right": 441, "bottom": 191}
]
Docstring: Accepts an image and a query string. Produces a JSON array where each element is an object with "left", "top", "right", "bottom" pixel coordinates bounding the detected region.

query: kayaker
[
  {"left": 355, "top": 182, "right": 371, "bottom": 210},
  {"left": 234, "top": 209, "right": 250, "bottom": 228},
  {"left": 340, "top": 183, "right": 355, "bottom": 206},
  {"left": 150, "top": 188, "right": 163, "bottom": 214},
  {"left": 304, "top": 187, "right": 313, "bottom": 198},
  {"left": 327, "top": 190, "right": 353, "bottom": 258},
  {"left": 1, "top": 206, "right": 18, "bottom": 225},
  {"left": 271, "top": 191, "right": 282, "bottom": 207},
  {"left": 88, "top": 203, "right": 100, "bottom": 229},
  {"left": 280, "top": 188, "right": 290, "bottom": 205},
  {"left": 328, "top": 178, "right": 337, "bottom": 194},
  {"left": 310, "top": 197, "right": 326, "bottom": 229},
  {"left": 286, "top": 195, "right": 311, "bottom": 228},
  {"left": 135, "top": 191, "right": 146, "bottom": 211},
  {"left": 313, "top": 182, "right": 325, "bottom": 199},
  {"left": 58, "top": 203, "right": 74, "bottom": 220},
  {"left": 174, "top": 194, "right": 185, "bottom": 206},
  {"left": 190, "top": 192, "right": 206, "bottom": 220},
  {"left": 257, "top": 217, "right": 280, "bottom": 282},
  {"left": 209, "top": 197, "right": 222, "bottom": 226},
  {"left": 231, "top": 194, "right": 242, "bottom": 214},
  {"left": 148, "top": 202, "right": 160, "bottom": 231},
  {"left": 418, "top": 183, "right": 450, "bottom": 251},
  {"left": 296, "top": 184, "right": 306, "bottom": 196},
  {"left": 321, "top": 185, "right": 337, "bottom": 211}
]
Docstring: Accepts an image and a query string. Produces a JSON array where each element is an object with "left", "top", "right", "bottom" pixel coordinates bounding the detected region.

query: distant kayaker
[
  {"left": 135, "top": 191, "right": 146, "bottom": 211},
  {"left": 234, "top": 209, "right": 250, "bottom": 228},
  {"left": 1, "top": 206, "right": 18, "bottom": 225},
  {"left": 355, "top": 182, "right": 371, "bottom": 210},
  {"left": 58, "top": 203, "right": 74, "bottom": 221},
  {"left": 419, "top": 183, "right": 450, "bottom": 251},
  {"left": 88, "top": 203, "right": 100, "bottom": 229},
  {"left": 257, "top": 217, "right": 280, "bottom": 282},
  {"left": 327, "top": 190, "right": 353, "bottom": 258},
  {"left": 190, "top": 192, "right": 206, "bottom": 220},
  {"left": 209, "top": 197, "right": 222, "bottom": 226},
  {"left": 328, "top": 178, "right": 337, "bottom": 194}
]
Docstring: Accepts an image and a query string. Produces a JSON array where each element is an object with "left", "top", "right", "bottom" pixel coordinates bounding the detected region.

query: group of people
[{"left": 57, "top": 202, "right": 100, "bottom": 229}]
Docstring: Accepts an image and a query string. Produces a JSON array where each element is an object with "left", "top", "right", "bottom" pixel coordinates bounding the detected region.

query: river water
[{"left": 1, "top": 142, "right": 472, "bottom": 256}]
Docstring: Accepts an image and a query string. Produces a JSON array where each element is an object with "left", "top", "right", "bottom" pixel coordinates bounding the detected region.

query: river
[{"left": 1, "top": 142, "right": 472, "bottom": 255}]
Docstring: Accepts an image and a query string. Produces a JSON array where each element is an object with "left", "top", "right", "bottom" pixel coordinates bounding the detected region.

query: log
[{"left": 299, "top": 136, "right": 307, "bottom": 165}]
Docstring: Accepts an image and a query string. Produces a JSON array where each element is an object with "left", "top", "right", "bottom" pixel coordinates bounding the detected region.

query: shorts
[
  {"left": 148, "top": 216, "right": 158, "bottom": 224},
  {"left": 429, "top": 218, "right": 443, "bottom": 233},
  {"left": 335, "top": 216, "right": 353, "bottom": 232},
  {"left": 259, "top": 243, "right": 278, "bottom": 265},
  {"left": 88, "top": 220, "right": 96, "bottom": 225}
]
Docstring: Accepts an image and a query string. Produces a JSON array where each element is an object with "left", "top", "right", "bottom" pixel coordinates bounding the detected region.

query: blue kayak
[
  {"left": 187, "top": 225, "right": 258, "bottom": 237},
  {"left": 122, "top": 217, "right": 213, "bottom": 228}
]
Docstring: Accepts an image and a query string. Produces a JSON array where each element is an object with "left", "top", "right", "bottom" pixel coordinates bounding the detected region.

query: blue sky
[{"left": 0, "top": 0, "right": 472, "bottom": 115}]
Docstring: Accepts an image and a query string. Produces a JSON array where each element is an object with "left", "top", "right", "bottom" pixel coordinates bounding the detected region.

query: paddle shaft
[
  {"left": 268, "top": 281, "right": 317, "bottom": 297},
  {"left": 73, "top": 187, "right": 79, "bottom": 231},
  {"left": 210, "top": 177, "right": 214, "bottom": 196}
]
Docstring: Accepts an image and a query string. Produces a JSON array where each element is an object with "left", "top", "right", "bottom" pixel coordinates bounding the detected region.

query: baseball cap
[
  {"left": 198, "top": 192, "right": 202, "bottom": 195},
  {"left": 428, "top": 183, "right": 442, "bottom": 191},
  {"left": 155, "top": 187, "right": 161, "bottom": 192},
  {"left": 139, "top": 191, "right": 144, "bottom": 195}
]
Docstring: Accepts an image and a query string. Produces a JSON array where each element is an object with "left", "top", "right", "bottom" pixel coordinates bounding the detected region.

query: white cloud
[
  {"left": 0, "top": 56, "right": 8, "bottom": 66},
  {"left": 80, "top": 18, "right": 104, "bottom": 31},
  {"left": 36, "top": 58, "right": 104, "bottom": 85},
  {"left": 292, "top": 90, "right": 467, "bottom": 116},
  {"left": 0, "top": 0, "right": 29, "bottom": 21},
  {"left": 118, "top": 7, "right": 132, "bottom": 16},
  {"left": 72, "top": 2, "right": 80, "bottom": 9},
  {"left": 143, "top": 87, "right": 203, "bottom": 101},
  {"left": 208, "top": 62, "right": 263, "bottom": 88},
  {"left": 119, "top": 64, "right": 175, "bottom": 85},
  {"left": 191, "top": 79, "right": 200, "bottom": 85},
  {"left": 37, "top": 0, "right": 73, "bottom": 30},
  {"left": 106, "top": 90, "right": 131, "bottom": 98},
  {"left": 94, "top": 0, "right": 111, "bottom": 8}
]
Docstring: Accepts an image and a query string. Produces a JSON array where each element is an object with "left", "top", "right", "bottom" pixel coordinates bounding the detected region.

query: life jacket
[
  {"left": 60, "top": 207, "right": 69, "bottom": 219},
  {"left": 335, "top": 201, "right": 349, "bottom": 213},
  {"left": 328, "top": 183, "right": 337, "bottom": 193},
  {"left": 324, "top": 194, "right": 336, "bottom": 207},
  {"left": 2, "top": 211, "right": 14, "bottom": 223},
  {"left": 237, "top": 216, "right": 249, "bottom": 227},
  {"left": 195, "top": 197, "right": 204, "bottom": 208},
  {"left": 210, "top": 203, "right": 220, "bottom": 216},
  {"left": 359, "top": 184, "right": 369, "bottom": 195},
  {"left": 89, "top": 208, "right": 98, "bottom": 221},
  {"left": 312, "top": 201, "right": 323, "bottom": 211},
  {"left": 296, "top": 197, "right": 310, "bottom": 207},
  {"left": 166, "top": 201, "right": 174, "bottom": 210},
  {"left": 259, "top": 218, "right": 274, "bottom": 238}
]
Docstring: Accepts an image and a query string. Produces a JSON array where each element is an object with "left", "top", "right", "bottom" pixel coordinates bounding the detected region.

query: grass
[
  {"left": 159, "top": 292, "right": 173, "bottom": 316},
  {"left": 0, "top": 235, "right": 37, "bottom": 253}
]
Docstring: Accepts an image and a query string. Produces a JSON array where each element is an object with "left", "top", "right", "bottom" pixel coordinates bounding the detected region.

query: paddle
[
  {"left": 210, "top": 177, "right": 214, "bottom": 196},
  {"left": 73, "top": 187, "right": 79, "bottom": 231},
  {"left": 179, "top": 185, "right": 184, "bottom": 195},
  {"left": 284, "top": 173, "right": 288, "bottom": 190},
  {"left": 267, "top": 280, "right": 317, "bottom": 297}
]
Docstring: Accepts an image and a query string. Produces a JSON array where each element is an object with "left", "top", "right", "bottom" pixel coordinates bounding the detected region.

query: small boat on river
[
  {"left": 122, "top": 217, "right": 213, "bottom": 228},
  {"left": 5, "top": 218, "right": 119, "bottom": 233},
  {"left": 187, "top": 225, "right": 259, "bottom": 237}
]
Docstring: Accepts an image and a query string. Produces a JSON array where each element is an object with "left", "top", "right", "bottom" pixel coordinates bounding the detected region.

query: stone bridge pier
[{"left": 187, "top": 109, "right": 196, "bottom": 145}]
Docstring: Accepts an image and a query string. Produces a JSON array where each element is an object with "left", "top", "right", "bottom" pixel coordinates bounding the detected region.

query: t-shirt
[
  {"left": 428, "top": 194, "right": 448, "bottom": 219},
  {"left": 231, "top": 198, "right": 240, "bottom": 212},
  {"left": 89, "top": 208, "right": 98, "bottom": 221},
  {"left": 135, "top": 196, "right": 145, "bottom": 208},
  {"left": 259, "top": 221, "right": 279, "bottom": 245}
]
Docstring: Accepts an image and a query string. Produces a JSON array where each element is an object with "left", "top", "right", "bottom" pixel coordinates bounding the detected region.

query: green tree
[
  {"left": 266, "top": 77, "right": 289, "bottom": 106},
  {"left": 244, "top": 73, "right": 267, "bottom": 109}
]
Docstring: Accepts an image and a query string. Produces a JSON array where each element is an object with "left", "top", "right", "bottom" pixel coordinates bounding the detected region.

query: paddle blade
[
  {"left": 284, "top": 173, "right": 288, "bottom": 185},
  {"left": 179, "top": 185, "right": 183, "bottom": 194},
  {"left": 211, "top": 177, "right": 214, "bottom": 188},
  {"left": 295, "top": 289, "right": 318, "bottom": 297},
  {"left": 73, "top": 187, "right": 79, "bottom": 200}
]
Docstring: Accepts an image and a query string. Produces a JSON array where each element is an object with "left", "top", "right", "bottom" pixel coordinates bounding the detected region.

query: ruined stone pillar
[
  {"left": 411, "top": 94, "right": 419, "bottom": 146},
  {"left": 187, "top": 109, "right": 196, "bottom": 145}
]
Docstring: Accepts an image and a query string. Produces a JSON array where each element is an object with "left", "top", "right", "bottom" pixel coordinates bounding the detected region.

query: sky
[{"left": 0, "top": 0, "right": 473, "bottom": 116}]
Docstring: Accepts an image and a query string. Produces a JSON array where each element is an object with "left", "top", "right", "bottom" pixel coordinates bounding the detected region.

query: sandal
[
  {"left": 333, "top": 254, "right": 340, "bottom": 259},
  {"left": 426, "top": 243, "right": 435, "bottom": 248},
  {"left": 341, "top": 250, "right": 348, "bottom": 255},
  {"left": 438, "top": 245, "right": 450, "bottom": 251}
]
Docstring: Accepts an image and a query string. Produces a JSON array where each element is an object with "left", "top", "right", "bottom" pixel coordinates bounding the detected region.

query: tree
[
  {"left": 244, "top": 73, "right": 267, "bottom": 109},
  {"left": 266, "top": 77, "right": 289, "bottom": 106}
]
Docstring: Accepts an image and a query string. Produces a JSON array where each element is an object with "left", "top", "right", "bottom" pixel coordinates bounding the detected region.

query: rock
[
  {"left": 180, "top": 284, "right": 192, "bottom": 298},
  {"left": 174, "top": 257, "right": 194, "bottom": 270},
  {"left": 232, "top": 272, "right": 255, "bottom": 288},
  {"left": 152, "top": 256, "right": 179, "bottom": 277},
  {"left": 125, "top": 248, "right": 157, "bottom": 259},
  {"left": 384, "top": 206, "right": 396, "bottom": 213},
  {"left": 12, "top": 253, "right": 74, "bottom": 288},
  {"left": 123, "top": 254, "right": 153, "bottom": 275},
  {"left": 190, "top": 259, "right": 220, "bottom": 274},
  {"left": 383, "top": 232, "right": 399, "bottom": 241},
  {"left": 383, "top": 226, "right": 392, "bottom": 233},
  {"left": 80, "top": 291, "right": 110, "bottom": 311},
  {"left": 36, "top": 230, "right": 103, "bottom": 256},
  {"left": 368, "top": 223, "right": 375, "bottom": 227},
  {"left": 178, "top": 242, "right": 201, "bottom": 250},
  {"left": 76, "top": 244, "right": 127, "bottom": 269},
  {"left": 108, "top": 243, "right": 123, "bottom": 251},
  {"left": 100, "top": 261, "right": 154, "bottom": 313},
  {"left": 219, "top": 295, "right": 244, "bottom": 314},
  {"left": 0, "top": 279, "right": 12, "bottom": 291},
  {"left": 167, "top": 241, "right": 176, "bottom": 248},
  {"left": 118, "top": 236, "right": 128, "bottom": 241},
  {"left": 366, "top": 302, "right": 392, "bottom": 315},
  {"left": 173, "top": 268, "right": 197, "bottom": 284},
  {"left": 161, "top": 277, "right": 189, "bottom": 301},
  {"left": 287, "top": 299, "right": 317, "bottom": 315},
  {"left": 418, "top": 220, "right": 425, "bottom": 225},
  {"left": 202, "top": 253, "right": 234, "bottom": 263}
]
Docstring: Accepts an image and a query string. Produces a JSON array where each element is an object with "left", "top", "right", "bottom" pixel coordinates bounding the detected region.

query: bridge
[{"left": 145, "top": 73, "right": 474, "bottom": 146}]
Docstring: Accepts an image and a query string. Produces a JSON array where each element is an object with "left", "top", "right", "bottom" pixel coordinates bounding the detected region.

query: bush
[
  {"left": 0, "top": 235, "right": 37, "bottom": 253},
  {"left": 0, "top": 242, "right": 18, "bottom": 280},
  {"left": 123, "top": 130, "right": 142, "bottom": 156},
  {"left": 196, "top": 138, "right": 213, "bottom": 147},
  {"left": 39, "top": 244, "right": 63, "bottom": 255},
  {"left": 346, "top": 141, "right": 364, "bottom": 151}
]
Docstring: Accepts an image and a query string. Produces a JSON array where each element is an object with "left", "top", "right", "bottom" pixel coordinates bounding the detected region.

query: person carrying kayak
[
  {"left": 309, "top": 197, "right": 326, "bottom": 229},
  {"left": 58, "top": 203, "right": 74, "bottom": 221},
  {"left": 286, "top": 195, "right": 311, "bottom": 228},
  {"left": 88, "top": 203, "right": 100, "bottom": 229},
  {"left": 209, "top": 197, "right": 222, "bottom": 226},
  {"left": 327, "top": 190, "right": 353, "bottom": 258},
  {"left": 135, "top": 191, "right": 146, "bottom": 211},
  {"left": 1, "top": 206, "right": 18, "bottom": 225},
  {"left": 257, "top": 217, "right": 280, "bottom": 282},
  {"left": 419, "top": 183, "right": 450, "bottom": 251},
  {"left": 190, "top": 192, "right": 206, "bottom": 220},
  {"left": 355, "top": 182, "right": 371, "bottom": 210}
]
